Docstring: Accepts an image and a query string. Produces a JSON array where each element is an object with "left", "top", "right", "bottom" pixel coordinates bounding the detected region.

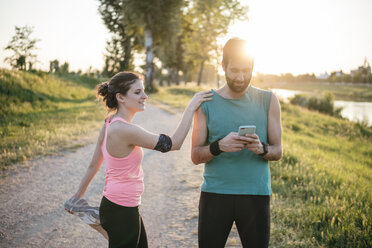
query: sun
[{"left": 238, "top": 41, "right": 254, "bottom": 60}]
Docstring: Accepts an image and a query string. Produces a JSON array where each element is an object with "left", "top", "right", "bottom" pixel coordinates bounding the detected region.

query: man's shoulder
[
  {"left": 249, "top": 85, "right": 272, "bottom": 95},
  {"left": 248, "top": 85, "right": 272, "bottom": 99}
]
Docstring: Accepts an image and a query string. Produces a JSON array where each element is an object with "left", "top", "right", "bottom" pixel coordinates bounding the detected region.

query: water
[
  {"left": 271, "top": 88, "right": 372, "bottom": 126},
  {"left": 269, "top": 89, "right": 305, "bottom": 102},
  {"left": 333, "top": 101, "right": 372, "bottom": 125}
]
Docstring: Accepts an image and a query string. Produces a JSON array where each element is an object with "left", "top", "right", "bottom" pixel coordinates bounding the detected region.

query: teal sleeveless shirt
[{"left": 201, "top": 86, "right": 272, "bottom": 195}]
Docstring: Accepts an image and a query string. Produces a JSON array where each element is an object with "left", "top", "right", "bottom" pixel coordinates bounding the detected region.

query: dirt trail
[{"left": 0, "top": 105, "right": 241, "bottom": 248}]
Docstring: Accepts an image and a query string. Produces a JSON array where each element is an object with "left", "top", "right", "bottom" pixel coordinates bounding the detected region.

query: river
[{"left": 271, "top": 88, "right": 372, "bottom": 126}]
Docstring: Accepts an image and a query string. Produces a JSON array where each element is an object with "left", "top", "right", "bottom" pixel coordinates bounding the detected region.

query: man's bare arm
[
  {"left": 191, "top": 107, "right": 247, "bottom": 164},
  {"left": 191, "top": 107, "right": 214, "bottom": 164},
  {"left": 263, "top": 93, "right": 282, "bottom": 161}
]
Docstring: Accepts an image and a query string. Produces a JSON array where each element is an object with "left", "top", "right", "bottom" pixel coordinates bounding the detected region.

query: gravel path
[{"left": 0, "top": 105, "right": 241, "bottom": 248}]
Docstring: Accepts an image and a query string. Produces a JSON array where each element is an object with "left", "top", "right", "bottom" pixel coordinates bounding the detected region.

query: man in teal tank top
[{"left": 191, "top": 38, "right": 282, "bottom": 248}]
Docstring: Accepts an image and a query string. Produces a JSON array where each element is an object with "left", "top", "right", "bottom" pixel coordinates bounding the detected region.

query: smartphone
[{"left": 238, "top": 125, "right": 256, "bottom": 136}]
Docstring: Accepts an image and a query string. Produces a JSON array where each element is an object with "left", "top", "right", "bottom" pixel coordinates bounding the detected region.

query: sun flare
[{"left": 223, "top": 0, "right": 372, "bottom": 76}]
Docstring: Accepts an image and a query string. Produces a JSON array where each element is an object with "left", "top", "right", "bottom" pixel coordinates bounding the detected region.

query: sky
[
  {"left": 225, "top": 0, "right": 372, "bottom": 75},
  {"left": 0, "top": 0, "right": 109, "bottom": 73},
  {"left": 0, "top": 0, "right": 371, "bottom": 75}
]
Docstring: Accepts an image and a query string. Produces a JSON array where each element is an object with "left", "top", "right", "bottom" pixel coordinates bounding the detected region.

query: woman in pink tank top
[{"left": 67, "top": 72, "right": 212, "bottom": 248}]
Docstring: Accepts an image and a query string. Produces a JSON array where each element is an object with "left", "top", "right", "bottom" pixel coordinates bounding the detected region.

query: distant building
[
  {"left": 317, "top": 72, "right": 329, "bottom": 79},
  {"left": 351, "top": 57, "right": 371, "bottom": 76},
  {"left": 335, "top": 70, "right": 343, "bottom": 77}
]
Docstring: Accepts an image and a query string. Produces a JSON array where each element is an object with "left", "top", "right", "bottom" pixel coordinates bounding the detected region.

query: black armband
[
  {"left": 154, "top": 134, "right": 172, "bottom": 153},
  {"left": 209, "top": 139, "right": 223, "bottom": 156}
]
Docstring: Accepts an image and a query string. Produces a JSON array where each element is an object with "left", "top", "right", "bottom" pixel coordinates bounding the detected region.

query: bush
[
  {"left": 290, "top": 91, "right": 343, "bottom": 117},
  {"left": 289, "top": 94, "right": 308, "bottom": 107}
]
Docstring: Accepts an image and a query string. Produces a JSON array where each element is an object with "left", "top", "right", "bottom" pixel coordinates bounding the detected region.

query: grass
[
  {"left": 257, "top": 81, "right": 372, "bottom": 102},
  {"left": 149, "top": 84, "right": 210, "bottom": 109},
  {"left": 148, "top": 84, "right": 372, "bottom": 247},
  {"left": 271, "top": 104, "right": 371, "bottom": 247},
  {"left": 1, "top": 71, "right": 371, "bottom": 246},
  {"left": 0, "top": 69, "right": 106, "bottom": 171}
]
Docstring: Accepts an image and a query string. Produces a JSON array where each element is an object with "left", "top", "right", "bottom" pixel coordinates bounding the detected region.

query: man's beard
[{"left": 225, "top": 75, "right": 251, "bottom": 93}]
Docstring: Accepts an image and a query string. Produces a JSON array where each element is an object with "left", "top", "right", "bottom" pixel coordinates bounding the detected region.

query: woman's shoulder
[
  {"left": 108, "top": 121, "right": 135, "bottom": 134},
  {"left": 109, "top": 121, "right": 148, "bottom": 140}
]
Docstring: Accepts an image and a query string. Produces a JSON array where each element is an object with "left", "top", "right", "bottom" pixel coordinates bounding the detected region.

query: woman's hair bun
[{"left": 97, "top": 82, "right": 109, "bottom": 97}]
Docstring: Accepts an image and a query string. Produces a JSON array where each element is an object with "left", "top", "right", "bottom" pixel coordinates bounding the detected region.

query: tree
[
  {"left": 60, "top": 62, "right": 69, "bottom": 73},
  {"left": 49, "top": 59, "right": 59, "bottom": 73},
  {"left": 97, "top": 0, "right": 247, "bottom": 89},
  {"left": 155, "top": 11, "right": 185, "bottom": 86},
  {"left": 182, "top": 0, "right": 248, "bottom": 85},
  {"left": 121, "top": 0, "right": 184, "bottom": 92},
  {"left": 4, "top": 26, "right": 40, "bottom": 71},
  {"left": 101, "top": 35, "right": 123, "bottom": 76},
  {"left": 98, "top": 0, "right": 138, "bottom": 73}
]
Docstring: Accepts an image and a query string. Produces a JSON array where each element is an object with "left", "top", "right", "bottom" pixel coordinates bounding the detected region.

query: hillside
[
  {"left": 0, "top": 69, "right": 106, "bottom": 169},
  {"left": 0, "top": 73, "right": 371, "bottom": 246},
  {"left": 150, "top": 85, "right": 372, "bottom": 247}
]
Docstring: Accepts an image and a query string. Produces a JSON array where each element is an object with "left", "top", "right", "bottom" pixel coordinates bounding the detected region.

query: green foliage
[
  {"left": 98, "top": 0, "right": 247, "bottom": 87},
  {"left": 181, "top": 0, "right": 247, "bottom": 85},
  {"left": 290, "top": 92, "right": 343, "bottom": 117},
  {"left": 289, "top": 94, "right": 308, "bottom": 107},
  {"left": 261, "top": 81, "right": 372, "bottom": 102},
  {"left": 98, "top": 0, "right": 185, "bottom": 90},
  {"left": 254, "top": 59, "right": 372, "bottom": 85},
  {"left": 329, "top": 69, "right": 372, "bottom": 84},
  {"left": 149, "top": 84, "right": 208, "bottom": 109},
  {"left": 98, "top": 0, "right": 137, "bottom": 74},
  {"left": 49, "top": 59, "right": 59, "bottom": 73},
  {"left": 60, "top": 62, "right": 69, "bottom": 73},
  {"left": 253, "top": 72, "right": 322, "bottom": 85},
  {"left": 53, "top": 72, "right": 105, "bottom": 89},
  {"left": 126, "top": 0, "right": 185, "bottom": 91},
  {"left": 0, "top": 69, "right": 105, "bottom": 168},
  {"left": 4, "top": 26, "right": 40, "bottom": 71},
  {"left": 271, "top": 103, "right": 372, "bottom": 247}
]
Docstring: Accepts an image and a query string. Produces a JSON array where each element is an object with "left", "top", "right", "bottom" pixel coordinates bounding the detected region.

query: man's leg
[
  {"left": 198, "top": 192, "right": 234, "bottom": 248},
  {"left": 234, "top": 195, "right": 270, "bottom": 248}
]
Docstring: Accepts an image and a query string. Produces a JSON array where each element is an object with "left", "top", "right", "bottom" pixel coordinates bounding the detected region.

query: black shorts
[
  {"left": 99, "top": 196, "right": 148, "bottom": 248},
  {"left": 198, "top": 192, "right": 270, "bottom": 248}
]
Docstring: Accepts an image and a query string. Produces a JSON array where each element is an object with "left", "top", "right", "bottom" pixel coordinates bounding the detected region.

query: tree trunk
[
  {"left": 184, "top": 64, "right": 190, "bottom": 84},
  {"left": 174, "top": 70, "right": 180, "bottom": 85},
  {"left": 166, "top": 67, "right": 172, "bottom": 86},
  {"left": 122, "top": 36, "right": 132, "bottom": 71},
  {"left": 159, "top": 72, "right": 164, "bottom": 86},
  {"left": 197, "top": 61, "right": 205, "bottom": 86},
  {"left": 144, "top": 28, "right": 154, "bottom": 92}
]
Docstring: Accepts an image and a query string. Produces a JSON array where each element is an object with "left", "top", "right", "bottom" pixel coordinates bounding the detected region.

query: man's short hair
[{"left": 222, "top": 38, "right": 253, "bottom": 67}]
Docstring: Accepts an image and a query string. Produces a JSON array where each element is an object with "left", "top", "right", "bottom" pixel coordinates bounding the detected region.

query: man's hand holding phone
[
  {"left": 218, "top": 132, "right": 247, "bottom": 153},
  {"left": 238, "top": 125, "right": 264, "bottom": 154},
  {"left": 216, "top": 126, "right": 264, "bottom": 154},
  {"left": 243, "top": 134, "right": 264, "bottom": 154}
]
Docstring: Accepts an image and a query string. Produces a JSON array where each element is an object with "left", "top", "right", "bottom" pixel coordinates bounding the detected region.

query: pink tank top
[{"left": 101, "top": 117, "right": 144, "bottom": 207}]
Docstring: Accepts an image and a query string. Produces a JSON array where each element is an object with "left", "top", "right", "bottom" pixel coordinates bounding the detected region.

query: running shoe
[{"left": 64, "top": 197, "right": 100, "bottom": 225}]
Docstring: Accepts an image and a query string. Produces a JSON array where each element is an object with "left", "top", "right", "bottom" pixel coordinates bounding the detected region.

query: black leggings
[
  {"left": 99, "top": 196, "right": 148, "bottom": 248},
  {"left": 198, "top": 192, "right": 270, "bottom": 248}
]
